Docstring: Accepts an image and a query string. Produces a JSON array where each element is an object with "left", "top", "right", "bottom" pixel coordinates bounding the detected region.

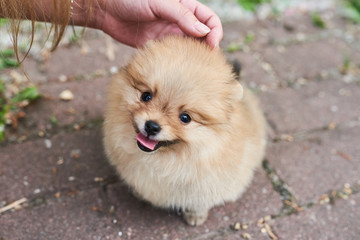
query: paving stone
[
  {"left": 221, "top": 13, "right": 347, "bottom": 52},
  {"left": 272, "top": 194, "right": 360, "bottom": 240},
  {"left": 22, "top": 36, "right": 134, "bottom": 83},
  {"left": 262, "top": 38, "right": 360, "bottom": 82},
  {"left": 4, "top": 76, "right": 110, "bottom": 140},
  {"left": 0, "top": 188, "right": 121, "bottom": 240},
  {"left": 1, "top": 13, "right": 359, "bottom": 240},
  {"left": 265, "top": 125, "right": 360, "bottom": 204},
  {"left": 221, "top": 21, "right": 255, "bottom": 48},
  {"left": 250, "top": 14, "right": 322, "bottom": 50},
  {"left": 225, "top": 51, "right": 279, "bottom": 89},
  {"left": 105, "top": 169, "right": 282, "bottom": 240},
  {"left": 0, "top": 129, "right": 115, "bottom": 203},
  {"left": 260, "top": 79, "right": 360, "bottom": 134}
]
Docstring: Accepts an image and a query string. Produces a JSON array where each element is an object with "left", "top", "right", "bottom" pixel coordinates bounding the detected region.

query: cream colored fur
[{"left": 103, "top": 36, "right": 266, "bottom": 226}]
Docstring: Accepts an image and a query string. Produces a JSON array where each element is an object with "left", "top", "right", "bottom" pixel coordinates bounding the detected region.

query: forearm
[{"left": 71, "top": 0, "right": 105, "bottom": 30}]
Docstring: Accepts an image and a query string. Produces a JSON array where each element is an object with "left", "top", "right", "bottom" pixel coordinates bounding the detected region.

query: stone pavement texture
[{"left": 1, "top": 11, "right": 360, "bottom": 240}]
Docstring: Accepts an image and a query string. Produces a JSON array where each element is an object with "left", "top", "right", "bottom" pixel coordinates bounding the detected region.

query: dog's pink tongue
[{"left": 136, "top": 133, "right": 158, "bottom": 150}]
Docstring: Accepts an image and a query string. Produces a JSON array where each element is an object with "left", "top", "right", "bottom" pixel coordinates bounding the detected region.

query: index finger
[{"left": 180, "top": 0, "right": 223, "bottom": 48}]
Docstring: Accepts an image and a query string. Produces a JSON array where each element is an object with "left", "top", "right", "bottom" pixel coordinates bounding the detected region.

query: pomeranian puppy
[{"left": 103, "top": 36, "right": 266, "bottom": 226}]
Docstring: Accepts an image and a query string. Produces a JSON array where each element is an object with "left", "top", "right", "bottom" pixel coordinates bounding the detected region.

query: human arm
[
  {"left": 0, "top": 0, "right": 223, "bottom": 49},
  {"left": 85, "top": 0, "right": 223, "bottom": 48}
]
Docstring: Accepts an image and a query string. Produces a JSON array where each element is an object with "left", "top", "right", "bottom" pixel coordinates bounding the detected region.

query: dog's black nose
[{"left": 145, "top": 120, "right": 161, "bottom": 136}]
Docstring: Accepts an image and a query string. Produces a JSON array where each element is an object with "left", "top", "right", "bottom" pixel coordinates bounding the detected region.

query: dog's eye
[
  {"left": 179, "top": 113, "right": 191, "bottom": 124},
  {"left": 141, "top": 92, "right": 152, "bottom": 102}
]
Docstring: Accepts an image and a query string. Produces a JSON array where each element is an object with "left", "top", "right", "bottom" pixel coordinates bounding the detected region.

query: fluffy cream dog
[{"left": 103, "top": 36, "right": 266, "bottom": 226}]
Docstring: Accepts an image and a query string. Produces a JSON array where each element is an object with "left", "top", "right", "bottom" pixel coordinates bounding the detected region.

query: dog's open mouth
[
  {"left": 136, "top": 132, "right": 178, "bottom": 152},
  {"left": 136, "top": 133, "right": 159, "bottom": 152}
]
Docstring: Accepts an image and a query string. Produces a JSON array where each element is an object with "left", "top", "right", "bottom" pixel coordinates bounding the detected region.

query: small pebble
[
  {"left": 59, "top": 90, "right": 74, "bottom": 101},
  {"left": 296, "top": 33, "right": 305, "bottom": 41},
  {"left": 33, "top": 188, "right": 41, "bottom": 194},
  {"left": 57, "top": 157, "right": 64, "bottom": 165},
  {"left": 241, "top": 233, "right": 252, "bottom": 239},
  {"left": 241, "top": 223, "right": 249, "bottom": 230},
  {"left": 94, "top": 177, "right": 104, "bottom": 182},
  {"left": 58, "top": 75, "right": 68, "bottom": 82},
  {"left": 44, "top": 139, "right": 52, "bottom": 149},
  {"left": 233, "top": 222, "right": 241, "bottom": 231},
  {"left": 110, "top": 66, "right": 119, "bottom": 74},
  {"left": 330, "top": 105, "right": 338, "bottom": 112},
  {"left": 71, "top": 149, "right": 81, "bottom": 158}
]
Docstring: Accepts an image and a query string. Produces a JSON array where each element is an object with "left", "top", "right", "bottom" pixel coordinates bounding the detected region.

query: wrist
[{"left": 71, "top": 0, "right": 106, "bottom": 30}]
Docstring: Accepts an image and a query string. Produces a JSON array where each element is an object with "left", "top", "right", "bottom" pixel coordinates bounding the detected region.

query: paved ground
[{"left": 1, "top": 11, "right": 360, "bottom": 240}]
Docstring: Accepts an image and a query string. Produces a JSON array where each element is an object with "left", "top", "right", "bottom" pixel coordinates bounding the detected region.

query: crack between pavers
[
  {"left": 245, "top": 26, "right": 360, "bottom": 90},
  {"left": 301, "top": 181, "right": 360, "bottom": 210},
  {"left": 271, "top": 116, "right": 360, "bottom": 143},
  {"left": 0, "top": 175, "right": 120, "bottom": 217},
  {"left": 262, "top": 152, "right": 360, "bottom": 214},
  {"left": 262, "top": 159, "right": 300, "bottom": 218},
  {"left": 186, "top": 218, "right": 279, "bottom": 240},
  {"left": 0, "top": 118, "right": 104, "bottom": 147},
  {"left": 263, "top": 27, "right": 359, "bottom": 49},
  {"left": 33, "top": 68, "right": 113, "bottom": 86}
]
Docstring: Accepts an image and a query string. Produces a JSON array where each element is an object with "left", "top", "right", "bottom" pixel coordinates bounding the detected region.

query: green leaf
[
  {"left": 0, "top": 78, "right": 5, "bottom": 93},
  {"left": 346, "top": 0, "right": 360, "bottom": 12},
  {"left": 0, "top": 18, "right": 8, "bottom": 27},
  {"left": 311, "top": 12, "right": 326, "bottom": 29},
  {"left": 226, "top": 42, "right": 242, "bottom": 53},
  {"left": 344, "top": 7, "right": 360, "bottom": 24},
  {"left": 343, "top": 0, "right": 360, "bottom": 24},
  {"left": 0, "top": 123, "right": 5, "bottom": 142},
  {"left": 245, "top": 33, "right": 255, "bottom": 44},
  {"left": 70, "top": 33, "right": 80, "bottom": 44},
  {"left": 50, "top": 115, "right": 58, "bottom": 126},
  {"left": 237, "top": 0, "right": 271, "bottom": 12},
  {"left": 1, "top": 58, "right": 20, "bottom": 68},
  {"left": 0, "top": 49, "right": 15, "bottom": 58},
  {"left": 0, "top": 104, "right": 9, "bottom": 124},
  {"left": 11, "top": 86, "right": 41, "bottom": 103},
  {"left": 0, "top": 61, "right": 5, "bottom": 70}
]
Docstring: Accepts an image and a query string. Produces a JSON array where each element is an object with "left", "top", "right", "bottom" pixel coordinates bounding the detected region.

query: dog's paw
[{"left": 183, "top": 210, "right": 208, "bottom": 226}]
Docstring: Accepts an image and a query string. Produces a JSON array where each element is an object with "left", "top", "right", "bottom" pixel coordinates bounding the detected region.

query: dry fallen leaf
[
  {"left": 241, "top": 233, "right": 252, "bottom": 239},
  {"left": 265, "top": 223, "right": 278, "bottom": 240}
]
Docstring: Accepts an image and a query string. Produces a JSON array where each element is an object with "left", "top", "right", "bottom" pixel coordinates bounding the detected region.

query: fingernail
[{"left": 193, "top": 21, "right": 210, "bottom": 35}]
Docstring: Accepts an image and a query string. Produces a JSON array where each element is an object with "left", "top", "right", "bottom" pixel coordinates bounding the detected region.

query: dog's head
[{"left": 109, "top": 36, "right": 243, "bottom": 153}]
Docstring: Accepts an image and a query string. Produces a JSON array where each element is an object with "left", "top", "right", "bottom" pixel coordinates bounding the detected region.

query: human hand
[{"left": 93, "top": 0, "right": 223, "bottom": 48}]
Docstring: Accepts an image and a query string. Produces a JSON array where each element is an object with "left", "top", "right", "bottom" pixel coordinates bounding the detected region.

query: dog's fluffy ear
[
  {"left": 231, "top": 59, "right": 242, "bottom": 81},
  {"left": 232, "top": 81, "right": 244, "bottom": 101}
]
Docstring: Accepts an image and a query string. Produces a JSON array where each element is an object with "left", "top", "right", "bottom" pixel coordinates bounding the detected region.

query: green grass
[
  {"left": 0, "top": 77, "right": 7, "bottom": 141},
  {"left": 244, "top": 32, "right": 255, "bottom": 44},
  {"left": 311, "top": 12, "right": 327, "bottom": 28},
  {"left": 50, "top": 115, "right": 58, "bottom": 126},
  {"left": 0, "top": 18, "right": 8, "bottom": 27},
  {"left": 11, "top": 86, "right": 40, "bottom": 103},
  {"left": 0, "top": 49, "right": 20, "bottom": 70},
  {"left": 237, "top": 0, "right": 271, "bottom": 12},
  {"left": 343, "top": 0, "right": 360, "bottom": 23},
  {"left": 0, "top": 77, "right": 41, "bottom": 142}
]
